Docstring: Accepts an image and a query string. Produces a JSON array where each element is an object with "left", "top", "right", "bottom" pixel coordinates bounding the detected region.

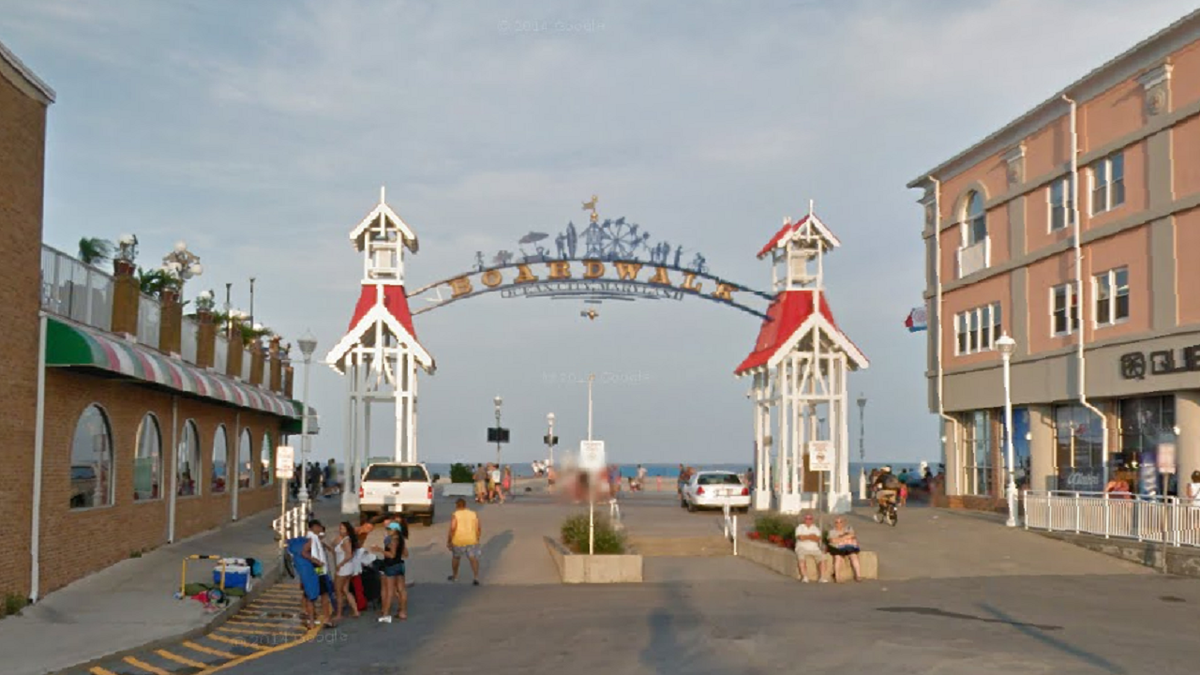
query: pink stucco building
[{"left": 910, "top": 9, "right": 1200, "bottom": 507}]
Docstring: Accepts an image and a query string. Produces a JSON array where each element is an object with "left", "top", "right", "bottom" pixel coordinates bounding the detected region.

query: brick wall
[
  {"left": 0, "top": 64, "right": 48, "bottom": 599},
  {"left": 38, "top": 369, "right": 291, "bottom": 595}
]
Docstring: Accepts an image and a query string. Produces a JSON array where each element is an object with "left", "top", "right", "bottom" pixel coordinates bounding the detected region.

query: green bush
[
  {"left": 753, "top": 513, "right": 799, "bottom": 539},
  {"left": 2, "top": 593, "right": 27, "bottom": 618},
  {"left": 449, "top": 463, "right": 474, "bottom": 484},
  {"left": 561, "top": 513, "right": 626, "bottom": 554}
]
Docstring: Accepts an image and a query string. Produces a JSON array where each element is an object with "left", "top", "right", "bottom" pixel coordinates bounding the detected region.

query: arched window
[
  {"left": 177, "top": 420, "right": 200, "bottom": 497},
  {"left": 134, "top": 413, "right": 162, "bottom": 501},
  {"left": 70, "top": 404, "right": 113, "bottom": 509},
  {"left": 963, "top": 190, "right": 986, "bottom": 245},
  {"left": 212, "top": 425, "right": 229, "bottom": 493},
  {"left": 239, "top": 429, "right": 253, "bottom": 489},
  {"left": 260, "top": 432, "right": 274, "bottom": 486}
]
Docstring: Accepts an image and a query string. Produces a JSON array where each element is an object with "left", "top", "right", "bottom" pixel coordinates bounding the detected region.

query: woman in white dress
[{"left": 333, "top": 521, "right": 361, "bottom": 621}]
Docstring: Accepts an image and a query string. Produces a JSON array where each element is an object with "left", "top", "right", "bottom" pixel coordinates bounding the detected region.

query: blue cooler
[{"left": 214, "top": 563, "right": 253, "bottom": 591}]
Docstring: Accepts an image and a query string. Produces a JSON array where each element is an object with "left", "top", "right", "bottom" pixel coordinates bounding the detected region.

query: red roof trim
[
  {"left": 734, "top": 290, "right": 867, "bottom": 374},
  {"left": 756, "top": 216, "right": 807, "bottom": 259},
  {"left": 347, "top": 284, "right": 420, "bottom": 344}
]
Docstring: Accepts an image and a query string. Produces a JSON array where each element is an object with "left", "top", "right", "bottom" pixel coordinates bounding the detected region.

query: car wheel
[{"left": 686, "top": 500, "right": 696, "bottom": 513}]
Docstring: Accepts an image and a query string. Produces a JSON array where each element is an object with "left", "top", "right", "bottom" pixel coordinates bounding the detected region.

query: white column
[
  {"left": 409, "top": 352, "right": 419, "bottom": 464},
  {"left": 341, "top": 353, "right": 360, "bottom": 515},
  {"left": 1177, "top": 392, "right": 1200, "bottom": 494},
  {"left": 835, "top": 355, "right": 852, "bottom": 513},
  {"left": 776, "top": 362, "right": 788, "bottom": 508}
]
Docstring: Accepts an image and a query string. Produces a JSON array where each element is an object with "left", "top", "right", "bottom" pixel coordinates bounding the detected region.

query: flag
[{"left": 904, "top": 306, "right": 927, "bottom": 332}]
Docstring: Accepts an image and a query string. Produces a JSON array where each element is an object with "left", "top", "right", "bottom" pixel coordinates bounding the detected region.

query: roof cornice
[
  {"left": 0, "top": 39, "right": 55, "bottom": 104},
  {"left": 907, "top": 8, "right": 1200, "bottom": 190}
]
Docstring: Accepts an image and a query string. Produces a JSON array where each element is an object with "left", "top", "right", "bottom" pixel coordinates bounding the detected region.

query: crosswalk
[{"left": 61, "top": 585, "right": 316, "bottom": 675}]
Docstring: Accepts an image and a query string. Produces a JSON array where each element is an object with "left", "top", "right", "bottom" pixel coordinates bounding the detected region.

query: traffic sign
[
  {"left": 275, "top": 445, "right": 295, "bottom": 478},
  {"left": 579, "top": 440, "right": 606, "bottom": 471},
  {"left": 808, "top": 440, "right": 833, "bottom": 472}
]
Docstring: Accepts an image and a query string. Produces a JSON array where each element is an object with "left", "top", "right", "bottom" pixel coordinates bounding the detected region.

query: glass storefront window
[
  {"left": 1053, "top": 404, "right": 1104, "bottom": 468},
  {"left": 1117, "top": 395, "right": 1176, "bottom": 472},
  {"left": 962, "top": 410, "right": 994, "bottom": 496}
]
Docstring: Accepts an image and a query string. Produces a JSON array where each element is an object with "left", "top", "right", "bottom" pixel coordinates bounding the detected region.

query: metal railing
[
  {"left": 40, "top": 244, "right": 114, "bottom": 331},
  {"left": 1024, "top": 490, "right": 1200, "bottom": 548},
  {"left": 273, "top": 501, "right": 311, "bottom": 543},
  {"left": 722, "top": 503, "right": 739, "bottom": 556}
]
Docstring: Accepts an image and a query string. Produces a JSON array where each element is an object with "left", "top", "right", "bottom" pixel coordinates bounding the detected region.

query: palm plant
[
  {"left": 137, "top": 267, "right": 182, "bottom": 297},
  {"left": 78, "top": 238, "right": 115, "bottom": 266}
]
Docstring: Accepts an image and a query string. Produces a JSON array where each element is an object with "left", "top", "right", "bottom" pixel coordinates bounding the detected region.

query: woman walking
[
  {"left": 333, "top": 522, "right": 361, "bottom": 621},
  {"left": 372, "top": 521, "right": 408, "bottom": 623},
  {"left": 502, "top": 466, "right": 513, "bottom": 500}
]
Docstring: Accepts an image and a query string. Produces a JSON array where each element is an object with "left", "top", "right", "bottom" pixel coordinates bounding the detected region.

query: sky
[{"left": 3, "top": 0, "right": 1196, "bottom": 467}]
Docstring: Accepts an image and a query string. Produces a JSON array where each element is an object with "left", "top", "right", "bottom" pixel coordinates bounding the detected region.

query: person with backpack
[{"left": 871, "top": 466, "right": 902, "bottom": 510}]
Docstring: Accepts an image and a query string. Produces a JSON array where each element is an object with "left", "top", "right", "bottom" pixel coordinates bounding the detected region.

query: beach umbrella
[{"left": 519, "top": 232, "right": 548, "bottom": 244}]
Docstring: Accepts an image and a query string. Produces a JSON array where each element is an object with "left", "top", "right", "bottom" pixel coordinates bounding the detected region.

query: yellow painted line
[
  {"left": 217, "top": 625, "right": 303, "bottom": 637},
  {"left": 196, "top": 626, "right": 321, "bottom": 674},
  {"left": 122, "top": 656, "right": 172, "bottom": 675},
  {"left": 208, "top": 633, "right": 269, "bottom": 651},
  {"left": 227, "top": 619, "right": 304, "bottom": 629},
  {"left": 89, "top": 668, "right": 119, "bottom": 675},
  {"left": 181, "top": 641, "right": 237, "bottom": 659},
  {"left": 156, "top": 649, "right": 208, "bottom": 669}
]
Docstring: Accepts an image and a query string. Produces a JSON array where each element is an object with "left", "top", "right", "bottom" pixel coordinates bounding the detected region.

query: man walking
[{"left": 447, "top": 498, "right": 482, "bottom": 586}]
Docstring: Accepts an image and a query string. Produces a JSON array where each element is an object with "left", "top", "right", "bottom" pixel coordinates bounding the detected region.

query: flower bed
[{"left": 748, "top": 513, "right": 798, "bottom": 549}]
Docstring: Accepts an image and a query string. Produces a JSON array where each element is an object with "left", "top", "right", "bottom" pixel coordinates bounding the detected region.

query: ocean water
[{"left": 334, "top": 460, "right": 937, "bottom": 480}]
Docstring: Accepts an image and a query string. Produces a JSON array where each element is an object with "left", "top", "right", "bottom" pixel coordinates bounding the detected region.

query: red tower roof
[
  {"left": 326, "top": 284, "right": 433, "bottom": 374},
  {"left": 734, "top": 290, "right": 867, "bottom": 375},
  {"left": 347, "top": 284, "right": 418, "bottom": 340}
]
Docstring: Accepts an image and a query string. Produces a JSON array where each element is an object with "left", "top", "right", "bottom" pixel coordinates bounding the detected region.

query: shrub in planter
[
  {"left": 561, "top": 513, "right": 626, "bottom": 554},
  {"left": 449, "top": 463, "right": 474, "bottom": 484},
  {"left": 753, "top": 513, "right": 799, "bottom": 540},
  {"left": 747, "top": 531, "right": 761, "bottom": 540}
]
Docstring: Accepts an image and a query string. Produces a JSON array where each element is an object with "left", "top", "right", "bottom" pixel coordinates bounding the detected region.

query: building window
[
  {"left": 212, "top": 425, "right": 228, "bottom": 494},
  {"left": 1094, "top": 267, "right": 1129, "bottom": 327},
  {"left": 1051, "top": 283, "right": 1079, "bottom": 336},
  {"left": 239, "top": 429, "right": 253, "bottom": 489},
  {"left": 1053, "top": 404, "right": 1105, "bottom": 469},
  {"left": 1048, "top": 175, "right": 1075, "bottom": 232},
  {"left": 70, "top": 404, "right": 113, "bottom": 509},
  {"left": 1090, "top": 151, "right": 1125, "bottom": 215},
  {"left": 1116, "top": 396, "right": 1175, "bottom": 475},
  {"left": 260, "top": 432, "right": 274, "bottom": 486},
  {"left": 177, "top": 420, "right": 200, "bottom": 497},
  {"left": 134, "top": 413, "right": 163, "bottom": 501},
  {"left": 962, "top": 410, "right": 994, "bottom": 496},
  {"left": 954, "top": 302, "right": 1002, "bottom": 355},
  {"left": 963, "top": 190, "right": 986, "bottom": 245}
]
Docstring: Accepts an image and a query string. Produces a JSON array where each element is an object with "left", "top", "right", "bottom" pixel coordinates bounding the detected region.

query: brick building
[
  {"left": 909, "top": 10, "right": 1200, "bottom": 509},
  {"left": 1, "top": 39, "right": 313, "bottom": 602}
]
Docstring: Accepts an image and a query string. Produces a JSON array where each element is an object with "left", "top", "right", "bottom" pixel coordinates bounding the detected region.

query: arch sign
[{"left": 407, "top": 196, "right": 774, "bottom": 318}]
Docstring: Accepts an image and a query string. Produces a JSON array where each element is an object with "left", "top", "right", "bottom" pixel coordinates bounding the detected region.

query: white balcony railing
[
  {"left": 956, "top": 236, "right": 991, "bottom": 278},
  {"left": 180, "top": 315, "right": 199, "bottom": 361},
  {"left": 1024, "top": 490, "right": 1200, "bottom": 549},
  {"left": 40, "top": 245, "right": 114, "bottom": 331},
  {"left": 137, "top": 294, "right": 161, "bottom": 348}
]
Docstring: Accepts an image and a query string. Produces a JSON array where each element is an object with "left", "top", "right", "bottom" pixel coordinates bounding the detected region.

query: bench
[{"left": 740, "top": 537, "right": 878, "bottom": 582}]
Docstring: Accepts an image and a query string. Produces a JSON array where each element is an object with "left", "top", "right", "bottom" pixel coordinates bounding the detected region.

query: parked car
[
  {"left": 681, "top": 470, "right": 751, "bottom": 513},
  {"left": 359, "top": 462, "right": 435, "bottom": 525}
]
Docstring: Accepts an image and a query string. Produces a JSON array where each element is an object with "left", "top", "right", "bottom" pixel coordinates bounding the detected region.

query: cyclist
[{"left": 872, "top": 466, "right": 902, "bottom": 511}]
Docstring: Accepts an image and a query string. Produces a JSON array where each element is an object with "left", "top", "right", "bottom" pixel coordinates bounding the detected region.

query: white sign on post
[
  {"left": 808, "top": 441, "right": 834, "bottom": 472},
  {"left": 276, "top": 446, "right": 295, "bottom": 479},
  {"left": 579, "top": 440, "right": 606, "bottom": 471},
  {"left": 1158, "top": 442, "right": 1177, "bottom": 474}
]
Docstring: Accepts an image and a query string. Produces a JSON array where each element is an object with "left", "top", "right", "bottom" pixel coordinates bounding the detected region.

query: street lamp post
[
  {"left": 996, "top": 333, "right": 1018, "bottom": 528},
  {"left": 297, "top": 333, "right": 318, "bottom": 506},
  {"left": 857, "top": 394, "right": 867, "bottom": 501},
  {"left": 546, "top": 412, "right": 556, "bottom": 467},
  {"left": 494, "top": 396, "right": 503, "bottom": 465}
]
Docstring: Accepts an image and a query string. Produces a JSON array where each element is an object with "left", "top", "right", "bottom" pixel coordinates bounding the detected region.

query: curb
[{"left": 50, "top": 555, "right": 286, "bottom": 675}]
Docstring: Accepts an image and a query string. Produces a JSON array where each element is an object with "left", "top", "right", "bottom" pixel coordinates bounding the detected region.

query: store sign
[
  {"left": 1119, "top": 346, "right": 1200, "bottom": 380},
  {"left": 1056, "top": 467, "right": 1103, "bottom": 491}
]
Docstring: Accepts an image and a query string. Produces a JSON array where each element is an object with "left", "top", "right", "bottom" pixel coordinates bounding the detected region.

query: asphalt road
[{"left": 215, "top": 493, "right": 1200, "bottom": 675}]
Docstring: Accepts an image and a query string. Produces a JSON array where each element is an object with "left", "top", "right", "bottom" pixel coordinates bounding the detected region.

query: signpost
[
  {"left": 579, "top": 440, "right": 606, "bottom": 471},
  {"left": 808, "top": 440, "right": 834, "bottom": 472},
  {"left": 276, "top": 445, "right": 294, "bottom": 551}
]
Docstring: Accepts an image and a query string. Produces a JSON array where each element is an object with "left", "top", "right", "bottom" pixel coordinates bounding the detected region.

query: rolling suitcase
[{"left": 359, "top": 567, "right": 382, "bottom": 610}]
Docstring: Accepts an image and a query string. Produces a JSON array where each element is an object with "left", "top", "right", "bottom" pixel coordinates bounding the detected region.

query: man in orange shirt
[{"left": 447, "top": 498, "right": 482, "bottom": 585}]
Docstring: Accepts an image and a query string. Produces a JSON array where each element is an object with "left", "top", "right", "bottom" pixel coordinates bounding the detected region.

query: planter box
[
  {"left": 544, "top": 537, "right": 643, "bottom": 583},
  {"left": 740, "top": 537, "right": 878, "bottom": 582},
  {"left": 441, "top": 484, "right": 475, "bottom": 498}
]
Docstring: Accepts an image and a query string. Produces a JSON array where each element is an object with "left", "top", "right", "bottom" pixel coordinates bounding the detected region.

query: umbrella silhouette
[{"left": 519, "top": 232, "right": 548, "bottom": 244}]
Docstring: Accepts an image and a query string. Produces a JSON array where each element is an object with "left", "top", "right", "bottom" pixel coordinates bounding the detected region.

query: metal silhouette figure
[
  {"left": 566, "top": 222, "right": 578, "bottom": 258},
  {"left": 475, "top": 251, "right": 486, "bottom": 272},
  {"left": 555, "top": 233, "right": 566, "bottom": 259},
  {"left": 674, "top": 245, "right": 683, "bottom": 268}
]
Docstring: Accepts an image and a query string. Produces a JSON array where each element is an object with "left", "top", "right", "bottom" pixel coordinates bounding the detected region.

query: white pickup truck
[{"left": 358, "top": 462, "right": 435, "bottom": 526}]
